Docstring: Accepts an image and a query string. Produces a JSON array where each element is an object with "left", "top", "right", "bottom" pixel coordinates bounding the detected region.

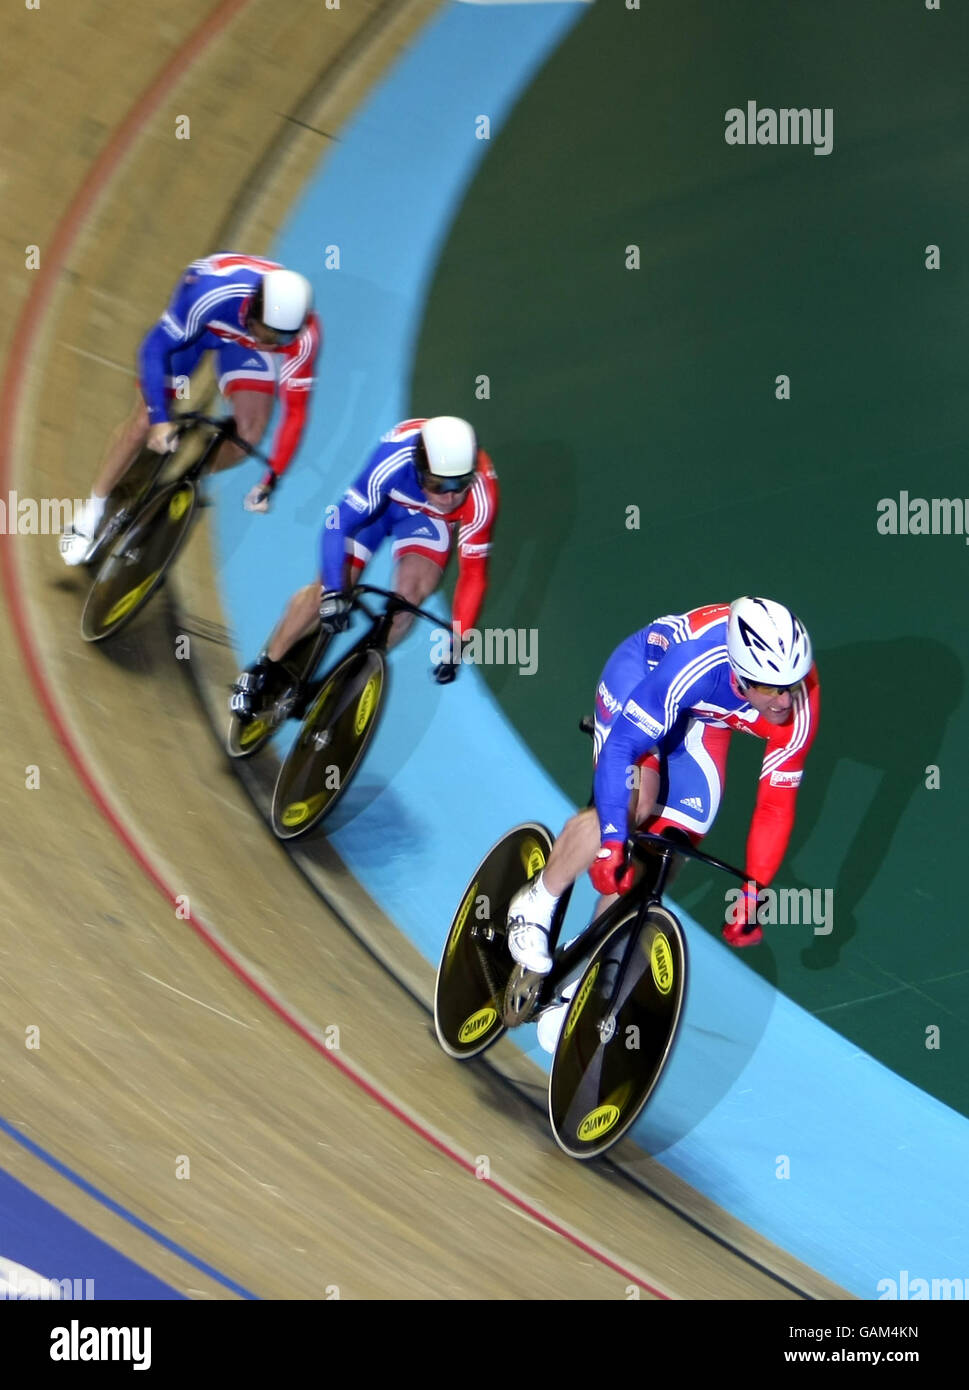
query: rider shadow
[
  {"left": 319, "top": 777, "right": 405, "bottom": 838},
  {"left": 472, "top": 438, "right": 579, "bottom": 698},
  {"left": 780, "top": 637, "right": 960, "bottom": 972},
  {"left": 631, "top": 637, "right": 962, "bottom": 1154}
]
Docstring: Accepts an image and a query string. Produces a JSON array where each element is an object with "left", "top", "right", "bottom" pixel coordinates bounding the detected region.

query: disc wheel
[
  {"left": 434, "top": 823, "right": 554, "bottom": 1059},
  {"left": 548, "top": 903, "right": 687, "bottom": 1160},
  {"left": 80, "top": 480, "right": 197, "bottom": 643},
  {"left": 270, "top": 647, "right": 385, "bottom": 840}
]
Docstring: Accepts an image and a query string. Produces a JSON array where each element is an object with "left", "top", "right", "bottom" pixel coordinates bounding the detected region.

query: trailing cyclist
[
  {"left": 59, "top": 252, "right": 319, "bottom": 565},
  {"left": 230, "top": 416, "right": 499, "bottom": 718},
  {"left": 506, "top": 596, "right": 820, "bottom": 971}
]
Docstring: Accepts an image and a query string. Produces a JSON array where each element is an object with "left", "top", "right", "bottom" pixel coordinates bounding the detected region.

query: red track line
[{"left": 0, "top": 2, "right": 670, "bottom": 1301}]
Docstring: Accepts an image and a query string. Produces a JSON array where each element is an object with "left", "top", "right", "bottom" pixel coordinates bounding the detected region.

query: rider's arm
[
  {"left": 318, "top": 440, "right": 402, "bottom": 591},
  {"left": 745, "top": 671, "right": 821, "bottom": 886},
  {"left": 453, "top": 457, "right": 498, "bottom": 636},
  {"left": 592, "top": 675, "right": 673, "bottom": 842},
  {"left": 257, "top": 315, "right": 322, "bottom": 490},
  {"left": 137, "top": 269, "right": 210, "bottom": 425}
]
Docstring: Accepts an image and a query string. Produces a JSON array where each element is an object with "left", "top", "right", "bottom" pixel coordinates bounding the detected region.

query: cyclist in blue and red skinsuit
[
  {"left": 59, "top": 252, "right": 320, "bottom": 565},
  {"left": 506, "top": 596, "right": 820, "bottom": 974},
  {"left": 230, "top": 416, "right": 499, "bottom": 716}
]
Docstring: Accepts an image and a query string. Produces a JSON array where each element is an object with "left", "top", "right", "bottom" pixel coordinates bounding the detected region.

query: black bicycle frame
[
  {"left": 348, "top": 583, "right": 447, "bottom": 655},
  {"left": 531, "top": 830, "right": 746, "bottom": 1006}
]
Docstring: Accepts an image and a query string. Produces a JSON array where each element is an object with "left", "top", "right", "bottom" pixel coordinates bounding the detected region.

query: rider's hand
[
  {"left": 319, "top": 590, "right": 351, "bottom": 634},
  {"left": 146, "top": 421, "right": 178, "bottom": 454},
  {"left": 244, "top": 470, "right": 277, "bottom": 513},
  {"left": 432, "top": 632, "right": 464, "bottom": 685},
  {"left": 590, "top": 840, "right": 635, "bottom": 896},
  {"left": 722, "top": 879, "right": 764, "bottom": 947},
  {"left": 244, "top": 484, "right": 272, "bottom": 513},
  {"left": 432, "top": 658, "right": 459, "bottom": 685}
]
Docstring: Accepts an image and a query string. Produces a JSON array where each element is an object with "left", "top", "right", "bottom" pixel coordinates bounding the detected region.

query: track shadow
[
  {"left": 784, "top": 638, "right": 962, "bottom": 971},
  {"left": 470, "top": 437, "right": 579, "bottom": 699}
]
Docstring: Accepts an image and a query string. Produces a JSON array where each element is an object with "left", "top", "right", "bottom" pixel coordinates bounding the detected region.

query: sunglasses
[
  {"left": 420, "top": 472, "right": 475, "bottom": 495},
  {"left": 743, "top": 679, "right": 803, "bottom": 697},
  {"left": 248, "top": 317, "right": 299, "bottom": 346}
]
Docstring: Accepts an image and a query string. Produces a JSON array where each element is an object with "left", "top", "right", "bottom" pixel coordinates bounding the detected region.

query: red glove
[
  {"left": 722, "top": 879, "right": 764, "bottom": 947},
  {"left": 590, "top": 840, "right": 635, "bottom": 896}
]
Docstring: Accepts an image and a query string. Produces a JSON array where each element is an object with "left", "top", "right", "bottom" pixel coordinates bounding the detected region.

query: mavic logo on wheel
[
  {"left": 458, "top": 1007, "right": 497, "bottom": 1044},
  {"left": 354, "top": 676, "right": 380, "bottom": 735},
  {"left": 280, "top": 792, "right": 329, "bottom": 827},
  {"left": 102, "top": 572, "right": 161, "bottom": 628},
  {"left": 168, "top": 488, "right": 192, "bottom": 522},
  {"left": 447, "top": 881, "right": 478, "bottom": 958},
  {"left": 519, "top": 838, "right": 546, "bottom": 878},
  {"left": 649, "top": 933, "right": 674, "bottom": 996},
  {"left": 576, "top": 1104, "right": 621, "bottom": 1143}
]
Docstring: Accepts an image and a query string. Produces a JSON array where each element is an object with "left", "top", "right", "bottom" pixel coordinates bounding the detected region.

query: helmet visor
[
  {"left": 253, "top": 321, "right": 300, "bottom": 346},
  {"left": 740, "top": 677, "right": 804, "bottom": 696},
  {"left": 420, "top": 469, "right": 475, "bottom": 495}
]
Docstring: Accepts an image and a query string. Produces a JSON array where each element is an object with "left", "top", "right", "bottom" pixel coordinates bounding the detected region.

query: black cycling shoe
[{"left": 230, "top": 657, "right": 277, "bottom": 721}]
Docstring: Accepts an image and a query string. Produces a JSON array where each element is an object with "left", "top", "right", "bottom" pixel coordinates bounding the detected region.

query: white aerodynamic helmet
[
  {"left": 256, "top": 269, "right": 313, "bottom": 335},
  {"left": 417, "top": 417, "right": 478, "bottom": 491},
  {"left": 726, "top": 596, "right": 813, "bottom": 687}
]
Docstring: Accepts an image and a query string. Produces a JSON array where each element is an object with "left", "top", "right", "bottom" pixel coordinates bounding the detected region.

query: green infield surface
[{"left": 412, "top": 0, "right": 969, "bottom": 1115}]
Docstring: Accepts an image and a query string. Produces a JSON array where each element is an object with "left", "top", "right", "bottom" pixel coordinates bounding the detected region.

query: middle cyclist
[{"left": 231, "top": 416, "right": 498, "bottom": 716}]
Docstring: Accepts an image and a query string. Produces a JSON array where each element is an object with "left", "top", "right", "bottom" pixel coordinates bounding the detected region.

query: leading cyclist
[{"left": 507, "top": 596, "right": 820, "bottom": 974}]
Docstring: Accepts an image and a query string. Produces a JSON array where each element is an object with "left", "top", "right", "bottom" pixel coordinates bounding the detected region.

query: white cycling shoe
[
  {"left": 58, "top": 525, "right": 99, "bottom": 567},
  {"left": 506, "top": 878, "right": 557, "bottom": 975},
  {"left": 507, "top": 920, "right": 553, "bottom": 975},
  {"left": 536, "top": 980, "right": 579, "bottom": 1054}
]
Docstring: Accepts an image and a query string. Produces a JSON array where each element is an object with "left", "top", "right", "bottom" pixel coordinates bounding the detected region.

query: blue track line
[{"left": 0, "top": 1115, "right": 256, "bottom": 1299}]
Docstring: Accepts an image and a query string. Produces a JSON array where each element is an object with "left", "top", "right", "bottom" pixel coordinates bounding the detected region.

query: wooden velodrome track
[{"left": 0, "top": 0, "right": 847, "bottom": 1299}]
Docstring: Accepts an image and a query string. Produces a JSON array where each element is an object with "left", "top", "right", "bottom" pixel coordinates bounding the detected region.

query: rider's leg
[
  {"left": 387, "top": 551, "right": 444, "bottom": 648},
  {"left": 233, "top": 548, "right": 361, "bottom": 715},
  {"left": 639, "top": 720, "right": 730, "bottom": 890},
  {"left": 208, "top": 388, "right": 272, "bottom": 474},
  {"left": 266, "top": 582, "right": 323, "bottom": 663},
  {"left": 92, "top": 335, "right": 212, "bottom": 504},
  {"left": 91, "top": 392, "right": 152, "bottom": 501},
  {"left": 61, "top": 339, "right": 209, "bottom": 566},
  {"left": 209, "top": 342, "right": 276, "bottom": 474},
  {"left": 507, "top": 629, "right": 658, "bottom": 973},
  {"left": 60, "top": 393, "right": 151, "bottom": 565},
  {"left": 232, "top": 579, "right": 323, "bottom": 719},
  {"left": 506, "top": 766, "right": 662, "bottom": 973}
]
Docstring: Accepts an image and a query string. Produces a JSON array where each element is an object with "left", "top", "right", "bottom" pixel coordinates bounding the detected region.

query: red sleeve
[
  {"left": 265, "top": 313, "right": 321, "bottom": 480},
  {"left": 745, "top": 668, "right": 821, "bottom": 887},
  {"left": 453, "top": 453, "right": 498, "bottom": 636},
  {"left": 266, "top": 389, "right": 308, "bottom": 479},
  {"left": 453, "top": 552, "right": 489, "bottom": 634}
]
